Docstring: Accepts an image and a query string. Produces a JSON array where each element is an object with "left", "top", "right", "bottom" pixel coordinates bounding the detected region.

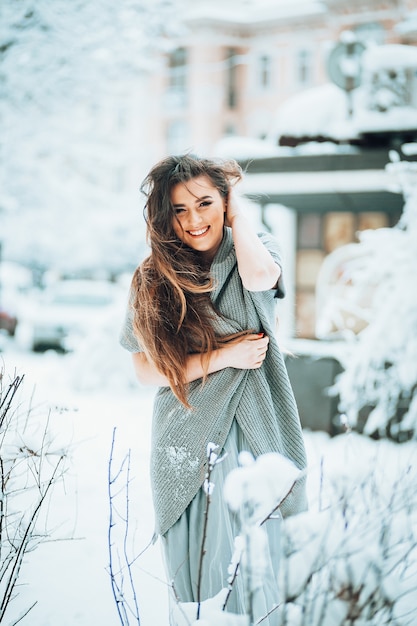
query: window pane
[
  {"left": 298, "top": 213, "right": 322, "bottom": 248},
  {"left": 324, "top": 212, "right": 355, "bottom": 252},
  {"left": 296, "top": 290, "right": 316, "bottom": 338},
  {"left": 358, "top": 212, "right": 388, "bottom": 232},
  {"left": 296, "top": 250, "right": 326, "bottom": 289},
  {"left": 168, "top": 47, "right": 187, "bottom": 103},
  {"left": 227, "top": 48, "right": 238, "bottom": 109},
  {"left": 297, "top": 49, "right": 311, "bottom": 85},
  {"left": 259, "top": 55, "right": 271, "bottom": 89}
]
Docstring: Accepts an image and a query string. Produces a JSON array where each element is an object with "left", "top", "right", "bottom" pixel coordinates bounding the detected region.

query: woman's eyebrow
[{"left": 172, "top": 195, "right": 213, "bottom": 207}]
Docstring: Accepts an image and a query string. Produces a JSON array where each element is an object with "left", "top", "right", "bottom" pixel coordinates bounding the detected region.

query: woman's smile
[{"left": 187, "top": 226, "right": 210, "bottom": 237}]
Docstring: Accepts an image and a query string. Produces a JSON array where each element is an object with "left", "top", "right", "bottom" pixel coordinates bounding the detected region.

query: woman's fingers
[{"left": 226, "top": 334, "right": 269, "bottom": 370}]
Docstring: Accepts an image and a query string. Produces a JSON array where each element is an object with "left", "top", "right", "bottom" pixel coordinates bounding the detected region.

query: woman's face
[{"left": 171, "top": 175, "right": 226, "bottom": 262}]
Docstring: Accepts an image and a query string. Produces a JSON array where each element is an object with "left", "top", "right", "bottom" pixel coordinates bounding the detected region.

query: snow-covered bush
[
  {"left": 335, "top": 151, "right": 417, "bottom": 440},
  {"left": 0, "top": 369, "right": 69, "bottom": 623},
  {"left": 276, "top": 432, "right": 417, "bottom": 626},
  {"left": 169, "top": 449, "right": 301, "bottom": 626},
  {"left": 168, "top": 434, "right": 417, "bottom": 626}
]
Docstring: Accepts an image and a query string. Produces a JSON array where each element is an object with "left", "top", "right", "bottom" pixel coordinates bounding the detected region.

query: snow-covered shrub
[
  {"left": 277, "top": 432, "right": 417, "bottom": 626},
  {"left": 171, "top": 434, "right": 417, "bottom": 626},
  {"left": 223, "top": 451, "right": 301, "bottom": 624},
  {"left": 335, "top": 152, "right": 417, "bottom": 440},
  {"left": 0, "top": 369, "right": 69, "bottom": 623},
  {"left": 171, "top": 449, "right": 302, "bottom": 626}
]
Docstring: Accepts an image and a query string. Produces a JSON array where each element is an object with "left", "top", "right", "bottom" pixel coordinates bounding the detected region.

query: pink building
[{"left": 145, "top": 0, "right": 417, "bottom": 160}]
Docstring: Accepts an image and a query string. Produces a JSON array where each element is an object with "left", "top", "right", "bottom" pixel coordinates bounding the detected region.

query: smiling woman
[{"left": 119, "top": 154, "right": 307, "bottom": 624}]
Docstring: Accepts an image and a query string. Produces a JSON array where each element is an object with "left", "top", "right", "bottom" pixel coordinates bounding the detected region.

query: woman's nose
[{"left": 187, "top": 210, "right": 203, "bottom": 227}]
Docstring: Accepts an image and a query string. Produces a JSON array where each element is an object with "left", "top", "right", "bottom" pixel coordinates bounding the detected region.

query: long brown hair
[{"left": 131, "top": 154, "right": 244, "bottom": 407}]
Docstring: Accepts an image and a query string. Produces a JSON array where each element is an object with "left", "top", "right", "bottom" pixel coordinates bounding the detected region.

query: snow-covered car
[
  {"left": 19, "top": 279, "right": 124, "bottom": 352},
  {"left": 0, "top": 306, "right": 18, "bottom": 336}
]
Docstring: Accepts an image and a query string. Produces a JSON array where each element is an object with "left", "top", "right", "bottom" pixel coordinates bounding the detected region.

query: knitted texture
[{"left": 120, "top": 228, "right": 307, "bottom": 536}]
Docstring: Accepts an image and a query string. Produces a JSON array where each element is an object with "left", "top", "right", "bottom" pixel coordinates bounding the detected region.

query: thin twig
[
  {"left": 0, "top": 455, "right": 65, "bottom": 620},
  {"left": 255, "top": 602, "right": 281, "bottom": 624},
  {"left": 122, "top": 449, "right": 141, "bottom": 622},
  {"left": 196, "top": 447, "right": 217, "bottom": 619},
  {"left": 107, "top": 426, "right": 141, "bottom": 625},
  {"left": 223, "top": 475, "right": 303, "bottom": 613}
]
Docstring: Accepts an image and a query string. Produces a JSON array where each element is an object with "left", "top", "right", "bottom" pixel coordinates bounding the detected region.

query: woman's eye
[
  {"left": 175, "top": 207, "right": 185, "bottom": 214},
  {"left": 200, "top": 201, "right": 211, "bottom": 208}
]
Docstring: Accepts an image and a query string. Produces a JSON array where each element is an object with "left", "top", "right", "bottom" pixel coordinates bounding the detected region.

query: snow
[
  {"left": 395, "top": 10, "right": 417, "bottom": 37},
  {"left": 334, "top": 158, "right": 417, "bottom": 437},
  {"left": 268, "top": 42, "right": 417, "bottom": 143},
  {"left": 269, "top": 83, "right": 356, "bottom": 142},
  {"left": 269, "top": 80, "right": 417, "bottom": 142},
  {"left": 1, "top": 341, "right": 416, "bottom": 625},
  {"left": 224, "top": 451, "right": 300, "bottom": 520},
  {"left": 0, "top": 0, "right": 183, "bottom": 277},
  {"left": 212, "top": 136, "right": 288, "bottom": 160},
  {"left": 363, "top": 43, "right": 417, "bottom": 71},
  {"left": 173, "top": 589, "right": 248, "bottom": 625},
  {"left": 1, "top": 5, "right": 416, "bottom": 621},
  {"left": 185, "top": 0, "right": 325, "bottom": 25},
  {"left": 1, "top": 347, "right": 164, "bottom": 626}
]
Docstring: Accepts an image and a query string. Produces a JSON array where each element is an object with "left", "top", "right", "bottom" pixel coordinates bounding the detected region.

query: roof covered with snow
[
  {"left": 363, "top": 43, "right": 417, "bottom": 71},
  {"left": 184, "top": 0, "right": 326, "bottom": 27}
]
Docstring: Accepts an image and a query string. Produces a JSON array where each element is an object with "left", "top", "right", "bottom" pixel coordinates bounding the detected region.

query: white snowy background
[
  {"left": 3, "top": 339, "right": 416, "bottom": 626},
  {"left": 1, "top": 0, "right": 417, "bottom": 624}
]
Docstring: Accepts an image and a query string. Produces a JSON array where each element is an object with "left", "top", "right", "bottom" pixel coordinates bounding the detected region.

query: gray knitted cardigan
[{"left": 120, "top": 227, "right": 307, "bottom": 537}]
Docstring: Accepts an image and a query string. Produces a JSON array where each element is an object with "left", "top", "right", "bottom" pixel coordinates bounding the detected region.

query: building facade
[{"left": 145, "top": 0, "right": 417, "bottom": 161}]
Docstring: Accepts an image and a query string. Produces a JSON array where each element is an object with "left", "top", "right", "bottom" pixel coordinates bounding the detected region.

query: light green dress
[{"left": 162, "top": 419, "right": 282, "bottom": 625}]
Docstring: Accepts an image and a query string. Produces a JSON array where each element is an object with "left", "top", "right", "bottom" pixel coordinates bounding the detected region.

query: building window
[
  {"left": 167, "top": 47, "right": 187, "bottom": 107},
  {"left": 298, "top": 213, "right": 322, "bottom": 249},
  {"left": 259, "top": 54, "right": 272, "bottom": 89},
  {"left": 226, "top": 48, "right": 238, "bottom": 109},
  {"left": 295, "top": 209, "right": 393, "bottom": 338},
  {"left": 296, "top": 48, "right": 312, "bottom": 86},
  {"left": 224, "top": 124, "right": 237, "bottom": 136}
]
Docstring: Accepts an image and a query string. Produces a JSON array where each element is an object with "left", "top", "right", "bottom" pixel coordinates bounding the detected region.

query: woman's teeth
[{"left": 189, "top": 227, "right": 209, "bottom": 236}]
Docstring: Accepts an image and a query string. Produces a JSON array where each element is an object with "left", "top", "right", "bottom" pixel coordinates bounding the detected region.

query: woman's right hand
[
  {"left": 223, "top": 334, "right": 270, "bottom": 370},
  {"left": 132, "top": 333, "right": 270, "bottom": 388}
]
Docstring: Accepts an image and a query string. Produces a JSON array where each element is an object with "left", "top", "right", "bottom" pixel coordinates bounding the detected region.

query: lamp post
[{"left": 327, "top": 31, "right": 366, "bottom": 118}]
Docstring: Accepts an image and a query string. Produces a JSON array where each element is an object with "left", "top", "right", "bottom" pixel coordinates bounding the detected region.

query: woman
[{"left": 120, "top": 154, "right": 307, "bottom": 623}]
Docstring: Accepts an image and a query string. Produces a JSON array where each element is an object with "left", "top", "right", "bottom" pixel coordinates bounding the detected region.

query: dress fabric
[{"left": 163, "top": 419, "right": 282, "bottom": 625}]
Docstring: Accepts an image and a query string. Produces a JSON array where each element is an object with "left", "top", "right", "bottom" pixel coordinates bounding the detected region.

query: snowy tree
[
  {"left": 335, "top": 149, "right": 417, "bottom": 440},
  {"left": 0, "top": 0, "right": 184, "bottom": 277}
]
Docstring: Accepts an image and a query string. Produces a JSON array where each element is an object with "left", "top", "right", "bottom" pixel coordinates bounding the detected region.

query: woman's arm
[
  {"left": 225, "top": 190, "right": 281, "bottom": 292},
  {"left": 132, "top": 333, "right": 270, "bottom": 386}
]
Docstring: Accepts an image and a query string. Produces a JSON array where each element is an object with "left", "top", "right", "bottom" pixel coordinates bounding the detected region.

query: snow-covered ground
[
  {"left": 1, "top": 345, "right": 166, "bottom": 626},
  {"left": 1, "top": 343, "right": 417, "bottom": 625}
]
